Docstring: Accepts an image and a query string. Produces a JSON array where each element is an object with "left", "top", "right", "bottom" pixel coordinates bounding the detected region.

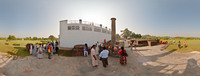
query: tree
[
  {"left": 48, "top": 35, "right": 56, "bottom": 40},
  {"left": 7, "top": 35, "right": 16, "bottom": 40},
  {"left": 116, "top": 34, "right": 121, "bottom": 39},
  {"left": 121, "top": 28, "right": 132, "bottom": 39},
  {"left": 33, "top": 37, "right": 38, "bottom": 40}
]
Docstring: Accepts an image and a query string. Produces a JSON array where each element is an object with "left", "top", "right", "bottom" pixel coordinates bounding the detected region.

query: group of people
[
  {"left": 29, "top": 40, "right": 59, "bottom": 59},
  {"left": 85, "top": 42, "right": 128, "bottom": 68},
  {"left": 177, "top": 40, "right": 187, "bottom": 49}
]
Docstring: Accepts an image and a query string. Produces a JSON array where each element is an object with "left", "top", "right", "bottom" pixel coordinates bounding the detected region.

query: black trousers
[
  {"left": 56, "top": 47, "right": 59, "bottom": 54},
  {"left": 48, "top": 53, "right": 51, "bottom": 59},
  {"left": 102, "top": 58, "right": 108, "bottom": 67}
]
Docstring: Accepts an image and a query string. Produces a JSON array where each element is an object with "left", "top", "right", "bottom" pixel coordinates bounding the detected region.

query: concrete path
[{"left": 0, "top": 45, "right": 200, "bottom": 76}]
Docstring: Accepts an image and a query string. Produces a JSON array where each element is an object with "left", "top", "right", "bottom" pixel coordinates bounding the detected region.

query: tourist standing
[
  {"left": 184, "top": 40, "right": 187, "bottom": 48},
  {"left": 118, "top": 47, "right": 127, "bottom": 65},
  {"left": 45, "top": 42, "right": 49, "bottom": 53},
  {"left": 99, "top": 47, "right": 109, "bottom": 68},
  {"left": 133, "top": 41, "right": 137, "bottom": 51},
  {"left": 130, "top": 41, "right": 133, "bottom": 51},
  {"left": 91, "top": 45, "right": 98, "bottom": 67},
  {"left": 174, "top": 40, "right": 176, "bottom": 44},
  {"left": 84, "top": 43, "right": 88, "bottom": 56},
  {"left": 37, "top": 45, "right": 43, "bottom": 59},
  {"left": 55, "top": 42, "right": 59, "bottom": 54},
  {"left": 96, "top": 41, "right": 100, "bottom": 55},
  {"left": 178, "top": 41, "right": 181, "bottom": 49},
  {"left": 33, "top": 44, "right": 38, "bottom": 56},
  {"left": 29, "top": 44, "right": 33, "bottom": 55},
  {"left": 48, "top": 44, "right": 52, "bottom": 59}
]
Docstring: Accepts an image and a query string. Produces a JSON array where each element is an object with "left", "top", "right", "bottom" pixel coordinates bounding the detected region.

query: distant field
[
  {"left": 161, "top": 40, "right": 200, "bottom": 53},
  {"left": 0, "top": 40, "right": 44, "bottom": 57},
  {"left": 0, "top": 40, "right": 50, "bottom": 46}
]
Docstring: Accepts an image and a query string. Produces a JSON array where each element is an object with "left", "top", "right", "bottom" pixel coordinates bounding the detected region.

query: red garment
[
  {"left": 118, "top": 50, "right": 126, "bottom": 57},
  {"left": 48, "top": 46, "right": 52, "bottom": 53}
]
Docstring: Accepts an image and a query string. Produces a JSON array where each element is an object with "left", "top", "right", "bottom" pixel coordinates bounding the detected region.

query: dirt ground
[{"left": 1, "top": 45, "right": 200, "bottom": 76}]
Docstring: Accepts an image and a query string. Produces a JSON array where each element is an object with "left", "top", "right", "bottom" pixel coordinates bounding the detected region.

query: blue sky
[{"left": 0, "top": 0, "right": 200, "bottom": 38}]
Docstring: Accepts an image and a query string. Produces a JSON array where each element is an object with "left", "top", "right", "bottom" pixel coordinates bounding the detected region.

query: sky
[{"left": 0, "top": 0, "right": 200, "bottom": 38}]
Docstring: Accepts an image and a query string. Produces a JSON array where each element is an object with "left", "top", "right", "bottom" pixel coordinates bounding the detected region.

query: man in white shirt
[{"left": 99, "top": 47, "right": 109, "bottom": 68}]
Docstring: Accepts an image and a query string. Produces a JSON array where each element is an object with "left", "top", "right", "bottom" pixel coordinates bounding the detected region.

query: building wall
[{"left": 60, "top": 20, "right": 111, "bottom": 48}]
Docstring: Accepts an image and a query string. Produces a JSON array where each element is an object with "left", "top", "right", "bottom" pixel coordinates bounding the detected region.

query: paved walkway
[{"left": 0, "top": 45, "right": 200, "bottom": 76}]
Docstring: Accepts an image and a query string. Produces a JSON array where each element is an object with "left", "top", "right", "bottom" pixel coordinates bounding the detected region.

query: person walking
[
  {"left": 84, "top": 43, "right": 88, "bottom": 56},
  {"left": 178, "top": 41, "right": 181, "bottom": 49},
  {"left": 37, "top": 44, "right": 43, "bottom": 59},
  {"left": 55, "top": 42, "right": 59, "bottom": 54},
  {"left": 32, "top": 44, "right": 38, "bottom": 56},
  {"left": 45, "top": 42, "right": 49, "bottom": 53},
  {"left": 99, "top": 47, "right": 109, "bottom": 68},
  {"left": 133, "top": 41, "right": 137, "bottom": 51},
  {"left": 91, "top": 45, "right": 98, "bottom": 67},
  {"left": 48, "top": 44, "right": 52, "bottom": 59},
  {"left": 130, "top": 41, "right": 133, "bottom": 51},
  {"left": 184, "top": 40, "right": 187, "bottom": 48},
  {"left": 29, "top": 44, "right": 33, "bottom": 55},
  {"left": 118, "top": 47, "right": 127, "bottom": 65},
  {"left": 96, "top": 41, "right": 100, "bottom": 55}
]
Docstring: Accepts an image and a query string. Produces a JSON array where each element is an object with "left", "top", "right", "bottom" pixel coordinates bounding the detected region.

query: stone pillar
[
  {"left": 111, "top": 18, "right": 116, "bottom": 46},
  {"left": 79, "top": 19, "right": 82, "bottom": 24}
]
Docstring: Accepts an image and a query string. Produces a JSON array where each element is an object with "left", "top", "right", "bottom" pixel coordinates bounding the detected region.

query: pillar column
[{"left": 111, "top": 18, "right": 116, "bottom": 46}]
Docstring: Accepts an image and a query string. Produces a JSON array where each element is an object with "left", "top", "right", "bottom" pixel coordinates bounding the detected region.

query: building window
[
  {"left": 107, "top": 31, "right": 111, "bottom": 34},
  {"left": 68, "top": 26, "right": 79, "bottom": 30},
  {"left": 102, "top": 29, "right": 106, "bottom": 33},
  {"left": 94, "top": 28, "right": 101, "bottom": 32},
  {"left": 72, "top": 26, "right": 76, "bottom": 30},
  {"left": 68, "top": 26, "right": 71, "bottom": 30},
  {"left": 76, "top": 26, "right": 79, "bottom": 30},
  {"left": 82, "top": 26, "right": 92, "bottom": 31}
]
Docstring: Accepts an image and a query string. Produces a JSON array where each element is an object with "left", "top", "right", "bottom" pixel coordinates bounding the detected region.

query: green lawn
[
  {"left": 0, "top": 44, "right": 30, "bottom": 57},
  {"left": 0, "top": 40, "right": 41, "bottom": 46},
  {"left": 0, "top": 40, "right": 42, "bottom": 57},
  {"left": 0, "top": 40, "right": 72, "bottom": 57},
  {"left": 161, "top": 40, "right": 200, "bottom": 53}
]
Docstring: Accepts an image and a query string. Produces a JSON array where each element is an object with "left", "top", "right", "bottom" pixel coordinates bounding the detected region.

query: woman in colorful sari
[
  {"left": 91, "top": 45, "right": 98, "bottom": 67},
  {"left": 118, "top": 47, "right": 127, "bottom": 65},
  {"left": 37, "top": 44, "right": 43, "bottom": 59}
]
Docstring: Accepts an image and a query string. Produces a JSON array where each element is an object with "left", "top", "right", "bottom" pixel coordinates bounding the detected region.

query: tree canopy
[{"left": 120, "top": 28, "right": 142, "bottom": 39}]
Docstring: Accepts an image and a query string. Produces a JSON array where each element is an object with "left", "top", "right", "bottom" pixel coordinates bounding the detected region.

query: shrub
[
  {"left": 5, "top": 43, "right": 9, "bottom": 45},
  {"left": 13, "top": 43, "right": 20, "bottom": 46},
  {"left": 40, "top": 40, "right": 51, "bottom": 44}
]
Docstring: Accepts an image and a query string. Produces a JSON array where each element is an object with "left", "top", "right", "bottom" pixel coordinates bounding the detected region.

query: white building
[{"left": 59, "top": 19, "right": 111, "bottom": 48}]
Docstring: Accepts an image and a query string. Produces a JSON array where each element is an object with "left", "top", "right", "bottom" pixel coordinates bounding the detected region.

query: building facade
[{"left": 59, "top": 19, "right": 111, "bottom": 48}]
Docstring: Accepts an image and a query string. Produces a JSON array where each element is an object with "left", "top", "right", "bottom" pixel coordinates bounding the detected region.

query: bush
[
  {"left": 13, "top": 43, "right": 20, "bottom": 46},
  {"left": 40, "top": 40, "right": 51, "bottom": 44},
  {"left": 5, "top": 43, "right": 9, "bottom": 45}
]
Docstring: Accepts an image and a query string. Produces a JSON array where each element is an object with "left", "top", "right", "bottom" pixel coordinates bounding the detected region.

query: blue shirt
[{"left": 99, "top": 50, "right": 109, "bottom": 58}]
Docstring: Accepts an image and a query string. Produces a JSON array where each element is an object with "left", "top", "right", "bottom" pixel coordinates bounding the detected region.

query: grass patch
[
  {"left": 13, "top": 43, "right": 20, "bottom": 46},
  {"left": 0, "top": 44, "right": 29, "bottom": 57},
  {"left": 58, "top": 49, "right": 72, "bottom": 57},
  {"left": 165, "top": 40, "right": 200, "bottom": 53},
  {"left": 14, "top": 47, "right": 30, "bottom": 57},
  {"left": 5, "top": 43, "right": 9, "bottom": 45}
]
